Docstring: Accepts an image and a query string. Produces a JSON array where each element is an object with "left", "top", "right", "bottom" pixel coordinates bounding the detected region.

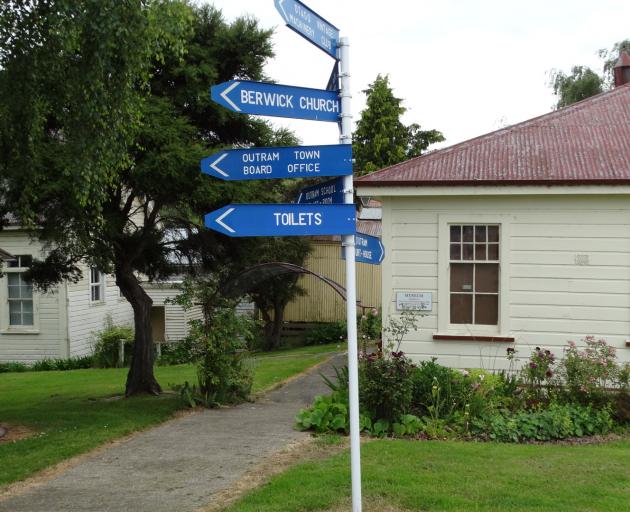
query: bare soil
[{"left": 0, "top": 423, "right": 36, "bottom": 444}]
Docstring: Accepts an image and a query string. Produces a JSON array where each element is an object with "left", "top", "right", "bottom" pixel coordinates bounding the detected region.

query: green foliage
[
  {"left": 558, "top": 337, "right": 619, "bottom": 406},
  {"left": 521, "top": 346, "right": 557, "bottom": 405},
  {"left": 179, "top": 308, "right": 255, "bottom": 407},
  {"left": 92, "top": 325, "right": 135, "bottom": 368},
  {"left": 551, "top": 66, "right": 603, "bottom": 108},
  {"left": 157, "top": 339, "right": 197, "bottom": 365},
  {"left": 472, "top": 404, "right": 613, "bottom": 442},
  {"left": 0, "top": 362, "right": 29, "bottom": 373},
  {"left": 31, "top": 357, "right": 94, "bottom": 372},
  {"left": 295, "top": 394, "right": 349, "bottom": 433},
  {"left": 360, "top": 352, "right": 415, "bottom": 423},
  {"left": 304, "top": 322, "right": 347, "bottom": 346},
  {"left": 358, "top": 308, "right": 381, "bottom": 350},
  {"left": 353, "top": 74, "right": 444, "bottom": 176}
]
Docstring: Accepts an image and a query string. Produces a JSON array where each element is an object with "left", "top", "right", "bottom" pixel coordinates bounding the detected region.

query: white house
[
  {"left": 356, "top": 74, "right": 630, "bottom": 369},
  {"left": 0, "top": 227, "right": 200, "bottom": 363}
]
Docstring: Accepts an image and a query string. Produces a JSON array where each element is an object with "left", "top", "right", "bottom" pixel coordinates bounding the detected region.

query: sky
[{"left": 207, "top": 0, "right": 630, "bottom": 149}]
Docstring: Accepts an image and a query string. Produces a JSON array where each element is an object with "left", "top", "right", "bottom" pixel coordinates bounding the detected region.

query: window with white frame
[
  {"left": 90, "top": 267, "right": 105, "bottom": 302},
  {"left": 6, "top": 255, "right": 34, "bottom": 326},
  {"left": 449, "top": 225, "right": 499, "bottom": 325}
]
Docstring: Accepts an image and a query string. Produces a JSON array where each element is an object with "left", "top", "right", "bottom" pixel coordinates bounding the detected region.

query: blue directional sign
[
  {"left": 342, "top": 232, "right": 385, "bottom": 265},
  {"left": 297, "top": 176, "right": 345, "bottom": 204},
  {"left": 211, "top": 80, "right": 340, "bottom": 122},
  {"left": 274, "top": 0, "right": 339, "bottom": 58},
  {"left": 201, "top": 145, "right": 351, "bottom": 181},
  {"left": 205, "top": 204, "right": 356, "bottom": 237}
]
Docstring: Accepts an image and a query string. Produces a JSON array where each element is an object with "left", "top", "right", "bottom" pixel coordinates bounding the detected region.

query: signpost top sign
[
  {"left": 201, "top": 145, "right": 351, "bottom": 181},
  {"left": 205, "top": 203, "right": 356, "bottom": 237},
  {"left": 274, "top": 0, "right": 339, "bottom": 59},
  {"left": 211, "top": 80, "right": 340, "bottom": 122}
]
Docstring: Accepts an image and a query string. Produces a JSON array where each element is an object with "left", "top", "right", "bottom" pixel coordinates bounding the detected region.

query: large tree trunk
[
  {"left": 269, "top": 300, "right": 285, "bottom": 350},
  {"left": 116, "top": 265, "right": 161, "bottom": 396}
]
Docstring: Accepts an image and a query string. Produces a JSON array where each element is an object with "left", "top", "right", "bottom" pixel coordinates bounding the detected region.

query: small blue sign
[
  {"left": 211, "top": 80, "right": 340, "bottom": 122},
  {"left": 274, "top": 0, "right": 339, "bottom": 58},
  {"left": 205, "top": 204, "right": 356, "bottom": 237},
  {"left": 342, "top": 232, "right": 385, "bottom": 265},
  {"left": 201, "top": 145, "right": 351, "bottom": 181},
  {"left": 297, "top": 176, "right": 345, "bottom": 204}
]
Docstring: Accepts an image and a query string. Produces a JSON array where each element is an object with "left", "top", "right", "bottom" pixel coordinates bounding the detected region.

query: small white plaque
[{"left": 396, "top": 291, "right": 432, "bottom": 311}]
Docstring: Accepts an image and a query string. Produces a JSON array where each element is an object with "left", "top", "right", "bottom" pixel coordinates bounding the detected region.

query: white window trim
[
  {"left": 437, "top": 214, "right": 511, "bottom": 338},
  {"left": 89, "top": 268, "right": 106, "bottom": 304},
  {"left": 0, "top": 256, "right": 40, "bottom": 333}
]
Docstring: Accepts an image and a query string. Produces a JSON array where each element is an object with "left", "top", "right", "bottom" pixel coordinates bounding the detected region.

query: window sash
[
  {"left": 7, "top": 272, "right": 34, "bottom": 326},
  {"left": 90, "top": 268, "right": 104, "bottom": 302},
  {"left": 449, "top": 224, "right": 500, "bottom": 326}
]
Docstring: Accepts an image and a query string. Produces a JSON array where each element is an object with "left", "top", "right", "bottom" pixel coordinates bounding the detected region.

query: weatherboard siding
[
  {"left": 283, "top": 241, "right": 381, "bottom": 323},
  {"left": 0, "top": 231, "right": 67, "bottom": 362},
  {"left": 66, "top": 266, "right": 133, "bottom": 357},
  {"left": 381, "top": 194, "right": 630, "bottom": 370},
  {"left": 144, "top": 284, "right": 200, "bottom": 342}
]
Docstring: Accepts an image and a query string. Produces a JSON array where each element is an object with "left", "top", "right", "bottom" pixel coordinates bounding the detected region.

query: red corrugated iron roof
[{"left": 356, "top": 83, "right": 630, "bottom": 187}]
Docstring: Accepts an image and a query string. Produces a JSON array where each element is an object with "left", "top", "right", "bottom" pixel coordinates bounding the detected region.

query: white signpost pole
[{"left": 338, "top": 36, "right": 362, "bottom": 512}]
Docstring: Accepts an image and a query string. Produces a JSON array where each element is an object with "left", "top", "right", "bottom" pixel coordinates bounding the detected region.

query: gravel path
[{"left": 0, "top": 353, "right": 345, "bottom": 512}]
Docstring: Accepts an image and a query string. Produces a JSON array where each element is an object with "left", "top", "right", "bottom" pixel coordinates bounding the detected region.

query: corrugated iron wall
[{"left": 283, "top": 241, "right": 381, "bottom": 322}]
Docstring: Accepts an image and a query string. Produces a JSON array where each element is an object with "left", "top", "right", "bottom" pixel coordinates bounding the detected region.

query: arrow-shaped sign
[
  {"left": 205, "top": 204, "right": 356, "bottom": 237},
  {"left": 297, "top": 176, "right": 345, "bottom": 204},
  {"left": 342, "top": 232, "right": 385, "bottom": 265},
  {"left": 274, "top": 0, "right": 339, "bottom": 59},
  {"left": 201, "top": 145, "right": 351, "bottom": 181},
  {"left": 211, "top": 80, "right": 340, "bottom": 122}
]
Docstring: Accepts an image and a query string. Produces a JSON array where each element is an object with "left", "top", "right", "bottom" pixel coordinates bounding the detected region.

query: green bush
[
  {"left": 31, "top": 356, "right": 93, "bottom": 371},
  {"left": 360, "top": 352, "right": 415, "bottom": 423},
  {"left": 157, "top": 339, "right": 196, "bottom": 365},
  {"left": 411, "top": 358, "right": 458, "bottom": 417},
  {"left": 174, "top": 308, "right": 255, "bottom": 407},
  {"left": 304, "top": 322, "right": 346, "bottom": 346},
  {"left": 92, "top": 325, "right": 134, "bottom": 368},
  {"left": 0, "top": 362, "right": 29, "bottom": 373},
  {"left": 472, "top": 403, "right": 613, "bottom": 442}
]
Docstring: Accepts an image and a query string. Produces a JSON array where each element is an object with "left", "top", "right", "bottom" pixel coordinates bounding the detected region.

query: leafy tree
[
  {"left": 550, "top": 38, "right": 630, "bottom": 108},
  {"left": 249, "top": 238, "right": 311, "bottom": 350},
  {"left": 353, "top": 74, "right": 444, "bottom": 176},
  {"left": 550, "top": 66, "right": 603, "bottom": 108},
  {"left": 0, "top": 3, "right": 292, "bottom": 395}
]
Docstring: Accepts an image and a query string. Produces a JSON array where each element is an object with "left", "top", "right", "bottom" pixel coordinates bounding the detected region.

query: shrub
[
  {"left": 521, "top": 347, "right": 557, "bottom": 405},
  {"left": 0, "top": 362, "right": 28, "bottom": 373},
  {"left": 358, "top": 308, "right": 381, "bottom": 343},
  {"left": 410, "top": 358, "right": 458, "bottom": 417},
  {"left": 176, "top": 308, "right": 255, "bottom": 407},
  {"left": 92, "top": 325, "right": 134, "bottom": 368},
  {"left": 304, "top": 322, "right": 346, "bottom": 346},
  {"left": 157, "top": 339, "right": 196, "bottom": 365},
  {"left": 472, "top": 403, "right": 613, "bottom": 442},
  {"left": 559, "top": 337, "right": 618, "bottom": 406},
  {"left": 32, "top": 356, "right": 93, "bottom": 371},
  {"left": 360, "top": 351, "right": 415, "bottom": 423}
]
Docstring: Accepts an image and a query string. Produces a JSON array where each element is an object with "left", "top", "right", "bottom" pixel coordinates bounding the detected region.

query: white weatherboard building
[
  {"left": 0, "top": 227, "right": 200, "bottom": 363},
  {"left": 356, "top": 78, "right": 630, "bottom": 370}
]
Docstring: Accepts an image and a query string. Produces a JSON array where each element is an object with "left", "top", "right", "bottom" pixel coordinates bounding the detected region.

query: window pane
[
  {"left": 22, "top": 300, "right": 33, "bottom": 314},
  {"left": 7, "top": 273, "right": 19, "bottom": 285},
  {"left": 463, "top": 244, "right": 474, "bottom": 260},
  {"left": 488, "top": 226, "right": 499, "bottom": 242},
  {"left": 451, "top": 263, "right": 473, "bottom": 292},
  {"left": 22, "top": 312, "right": 34, "bottom": 325},
  {"left": 475, "top": 264, "right": 499, "bottom": 293},
  {"left": 8, "top": 285, "right": 20, "bottom": 299},
  {"left": 21, "top": 283, "right": 32, "bottom": 299},
  {"left": 450, "top": 243, "right": 461, "bottom": 260},
  {"left": 475, "top": 226, "right": 486, "bottom": 242},
  {"left": 91, "top": 268, "right": 100, "bottom": 284},
  {"left": 463, "top": 225, "right": 474, "bottom": 242},
  {"left": 10, "top": 311, "right": 22, "bottom": 325},
  {"left": 475, "top": 244, "right": 486, "bottom": 260},
  {"left": 92, "top": 286, "right": 100, "bottom": 302},
  {"left": 450, "top": 225, "right": 461, "bottom": 242},
  {"left": 488, "top": 244, "right": 499, "bottom": 260},
  {"left": 475, "top": 295, "right": 498, "bottom": 325},
  {"left": 19, "top": 255, "right": 32, "bottom": 267},
  {"left": 451, "top": 294, "right": 473, "bottom": 324}
]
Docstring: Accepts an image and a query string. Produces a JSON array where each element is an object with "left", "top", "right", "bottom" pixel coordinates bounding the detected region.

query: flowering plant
[
  {"left": 561, "top": 336, "right": 618, "bottom": 403},
  {"left": 521, "top": 347, "right": 556, "bottom": 405}
]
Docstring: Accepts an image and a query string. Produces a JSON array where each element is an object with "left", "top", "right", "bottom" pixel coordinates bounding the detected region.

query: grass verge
[
  {"left": 224, "top": 437, "right": 630, "bottom": 512},
  {"left": 0, "top": 343, "right": 341, "bottom": 488}
]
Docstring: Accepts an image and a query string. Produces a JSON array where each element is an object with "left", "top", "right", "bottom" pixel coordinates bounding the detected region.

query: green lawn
[
  {"left": 0, "top": 343, "right": 341, "bottom": 488},
  {"left": 225, "top": 438, "right": 630, "bottom": 512}
]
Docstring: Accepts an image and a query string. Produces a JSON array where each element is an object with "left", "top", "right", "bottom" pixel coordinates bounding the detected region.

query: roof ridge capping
[{"left": 355, "top": 83, "right": 630, "bottom": 186}]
